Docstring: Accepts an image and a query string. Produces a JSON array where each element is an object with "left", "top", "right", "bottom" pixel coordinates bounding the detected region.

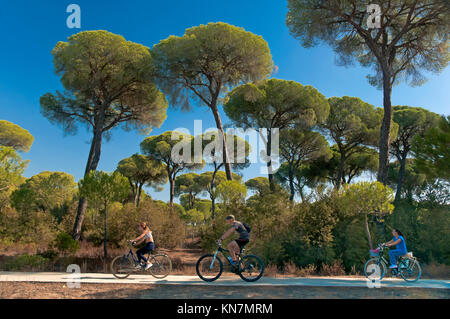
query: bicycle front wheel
[
  {"left": 111, "top": 255, "right": 134, "bottom": 279},
  {"left": 238, "top": 255, "right": 264, "bottom": 282},
  {"left": 364, "top": 258, "right": 386, "bottom": 281},
  {"left": 196, "top": 254, "right": 223, "bottom": 282},
  {"left": 399, "top": 259, "right": 422, "bottom": 282},
  {"left": 149, "top": 254, "right": 172, "bottom": 279}
]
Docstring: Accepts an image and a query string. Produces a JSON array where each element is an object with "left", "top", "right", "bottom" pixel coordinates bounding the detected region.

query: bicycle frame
[
  {"left": 124, "top": 245, "right": 153, "bottom": 267},
  {"left": 209, "top": 245, "right": 243, "bottom": 269},
  {"left": 125, "top": 248, "right": 139, "bottom": 265}
]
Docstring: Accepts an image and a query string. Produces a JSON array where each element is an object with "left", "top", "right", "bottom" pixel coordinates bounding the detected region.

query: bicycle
[
  {"left": 196, "top": 241, "right": 264, "bottom": 282},
  {"left": 110, "top": 241, "right": 172, "bottom": 279},
  {"left": 364, "top": 244, "right": 422, "bottom": 282}
]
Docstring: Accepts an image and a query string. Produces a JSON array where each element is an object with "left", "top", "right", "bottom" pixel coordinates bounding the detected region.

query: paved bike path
[{"left": 1, "top": 272, "right": 448, "bottom": 289}]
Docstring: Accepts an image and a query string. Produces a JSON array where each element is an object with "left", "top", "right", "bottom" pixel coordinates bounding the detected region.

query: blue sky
[{"left": 0, "top": 0, "right": 449, "bottom": 202}]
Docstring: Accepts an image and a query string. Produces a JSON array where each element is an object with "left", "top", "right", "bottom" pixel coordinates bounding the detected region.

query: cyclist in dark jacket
[{"left": 217, "top": 215, "right": 250, "bottom": 265}]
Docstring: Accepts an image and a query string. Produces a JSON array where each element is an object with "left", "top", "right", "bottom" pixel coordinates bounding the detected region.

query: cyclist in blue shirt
[{"left": 383, "top": 229, "right": 407, "bottom": 269}]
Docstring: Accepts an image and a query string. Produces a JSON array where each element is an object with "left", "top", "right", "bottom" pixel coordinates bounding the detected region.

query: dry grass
[
  {"left": 319, "top": 260, "right": 346, "bottom": 276},
  {"left": 422, "top": 263, "right": 450, "bottom": 279},
  {"left": 296, "top": 264, "right": 318, "bottom": 277}
]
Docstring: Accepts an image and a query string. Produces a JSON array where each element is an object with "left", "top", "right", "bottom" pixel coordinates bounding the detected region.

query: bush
[
  {"left": 106, "top": 200, "right": 186, "bottom": 249},
  {"left": 53, "top": 232, "right": 80, "bottom": 255},
  {"left": 38, "top": 249, "right": 59, "bottom": 261},
  {"left": 3, "top": 254, "right": 49, "bottom": 271}
]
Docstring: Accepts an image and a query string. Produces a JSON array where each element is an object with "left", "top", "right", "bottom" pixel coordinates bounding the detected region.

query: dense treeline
[{"left": 1, "top": 15, "right": 449, "bottom": 273}]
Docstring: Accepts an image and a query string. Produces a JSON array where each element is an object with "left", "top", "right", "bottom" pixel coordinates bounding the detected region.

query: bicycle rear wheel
[
  {"left": 364, "top": 258, "right": 386, "bottom": 281},
  {"left": 399, "top": 259, "right": 422, "bottom": 282},
  {"left": 149, "top": 254, "right": 172, "bottom": 279},
  {"left": 238, "top": 255, "right": 264, "bottom": 282},
  {"left": 111, "top": 255, "right": 134, "bottom": 279},
  {"left": 196, "top": 254, "right": 223, "bottom": 282}
]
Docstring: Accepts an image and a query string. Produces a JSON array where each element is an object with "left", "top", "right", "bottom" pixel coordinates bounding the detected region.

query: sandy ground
[{"left": 1, "top": 282, "right": 449, "bottom": 299}]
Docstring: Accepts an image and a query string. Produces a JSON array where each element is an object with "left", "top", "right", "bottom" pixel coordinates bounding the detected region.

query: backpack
[{"left": 242, "top": 222, "right": 251, "bottom": 233}]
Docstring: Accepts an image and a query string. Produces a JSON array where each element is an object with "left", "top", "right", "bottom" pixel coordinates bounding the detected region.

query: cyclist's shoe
[
  {"left": 135, "top": 264, "right": 143, "bottom": 270},
  {"left": 144, "top": 262, "right": 153, "bottom": 270},
  {"left": 389, "top": 264, "right": 398, "bottom": 269}
]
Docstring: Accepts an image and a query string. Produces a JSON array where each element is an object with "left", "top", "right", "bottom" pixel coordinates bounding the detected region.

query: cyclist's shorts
[
  {"left": 235, "top": 238, "right": 249, "bottom": 248},
  {"left": 144, "top": 241, "right": 155, "bottom": 252}
]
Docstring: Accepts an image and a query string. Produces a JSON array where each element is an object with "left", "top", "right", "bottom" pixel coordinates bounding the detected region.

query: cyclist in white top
[{"left": 131, "top": 222, "right": 154, "bottom": 270}]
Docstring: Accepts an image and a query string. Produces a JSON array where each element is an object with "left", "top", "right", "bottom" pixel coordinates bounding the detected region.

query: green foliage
[
  {"left": 386, "top": 200, "right": 450, "bottom": 265},
  {"left": 286, "top": 0, "right": 449, "bottom": 88},
  {"left": 40, "top": 30, "right": 168, "bottom": 136},
  {"left": 337, "top": 181, "right": 394, "bottom": 249},
  {"left": 11, "top": 171, "right": 76, "bottom": 216},
  {"left": 279, "top": 129, "right": 330, "bottom": 200},
  {"left": 412, "top": 116, "right": 450, "bottom": 180},
  {"left": 152, "top": 22, "right": 273, "bottom": 110},
  {"left": 311, "top": 145, "right": 379, "bottom": 188},
  {"left": 390, "top": 106, "right": 441, "bottom": 199},
  {"left": 391, "top": 106, "right": 440, "bottom": 158},
  {"left": 319, "top": 96, "right": 388, "bottom": 188},
  {"left": 175, "top": 173, "right": 202, "bottom": 210},
  {"left": 387, "top": 159, "right": 428, "bottom": 201},
  {"left": 106, "top": 201, "right": 186, "bottom": 249},
  {"left": 152, "top": 22, "right": 272, "bottom": 179},
  {"left": 225, "top": 79, "right": 329, "bottom": 130},
  {"left": 198, "top": 131, "right": 252, "bottom": 172},
  {"left": 338, "top": 181, "right": 395, "bottom": 221},
  {"left": 3, "top": 254, "right": 49, "bottom": 271},
  {"left": 225, "top": 78, "right": 329, "bottom": 188},
  {"left": 0, "top": 120, "right": 34, "bottom": 152},
  {"left": 245, "top": 177, "right": 271, "bottom": 197},
  {"left": 0, "top": 146, "right": 28, "bottom": 211},
  {"left": 53, "top": 232, "right": 80, "bottom": 255},
  {"left": 117, "top": 154, "right": 167, "bottom": 206},
  {"left": 141, "top": 131, "right": 204, "bottom": 206},
  {"left": 14, "top": 210, "right": 59, "bottom": 247},
  {"left": 216, "top": 180, "right": 247, "bottom": 206},
  {"left": 79, "top": 171, "right": 129, "bottom": 209},
  {"left": 286, "top": 0, "right": 448, "bottom": 184}
]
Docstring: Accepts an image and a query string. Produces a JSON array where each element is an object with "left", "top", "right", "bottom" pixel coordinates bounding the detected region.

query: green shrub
[
  {"left": 3, "top": 254, "right": 49, "bottom": 271},
  {"left": 53, "top": 232, "right": 80, "bottom": 255}
]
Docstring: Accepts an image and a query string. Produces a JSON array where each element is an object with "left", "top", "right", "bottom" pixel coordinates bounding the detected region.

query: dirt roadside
[{"left": 1, "top": 282, "right": 448, "bottom": 299}]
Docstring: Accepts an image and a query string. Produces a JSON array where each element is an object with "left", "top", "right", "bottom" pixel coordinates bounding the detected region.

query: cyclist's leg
[
  {"left": 145, "top": 242, "right": 155, "bottom": 264},
  {"left": 235, "top": 239, "right": 249, "bottom": 256},
  {"left": 389, "top": 249, "right": 401, "bottom": 267},
  {"left": 227, "top": 241, "right": 240, "bottom": 262},
  {"left": 136, "top": 247, "right": 147, "bottom": 264}
]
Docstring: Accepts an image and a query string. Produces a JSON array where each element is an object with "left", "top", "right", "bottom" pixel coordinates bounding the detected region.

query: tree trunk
[
  {"left": 103, "top": 204, "right": 108, "bottom": 260},
  {"left": 72, "top": 123, "right": 104, "bottom": 240},
  {"left": 365, "top": 214, "right": 373, "bottom": 250},
  {"left": 130, "top": 180, "right": 138, "bottom": 206},
  {"left": 136, "top": 183, "right": 143, "bottom": 207},
  {"left": 169, "top": 175, "right": 175, "bottom": 211},
  {"left": 395, "top": 156, "right": 406, "bottom": 201},
  {"left": 336, "top": 153, "right": 346, "bottom": 190},
  {"left": 266, "top": 129, "right": 275, "bottom": 191},
  {"left": 288, "top": 162, "right": 295, "bottom": 202},
  {"left": 210, "top": 168, "right": 218, "bottom": 218},
  {"left": 377, "top": 73, "right": 393, "bottom": 185},
  {"left": 210, "top": 104, "right": 233, "bottom": 181}
]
